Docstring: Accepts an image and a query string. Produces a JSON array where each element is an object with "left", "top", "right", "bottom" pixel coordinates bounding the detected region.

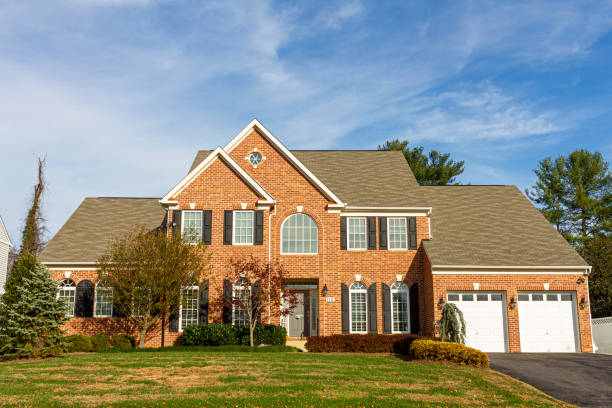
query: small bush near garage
[
  {"left": 410, "top": 339, "right": 489, "bottom": 368},
  {"left": 183, "top": 324, "right": 287, "bottom": 346},
  {"left": 305, "top": 334, "right": 428, "bottom": 353},
  {"left": 90, "top": 334, "right": 111, "bottom": 351},
  {"left": 112, "top": 334, "right": 135, "bottom": 349},
  {"left": 64, "top": 335, "right": 93, "bottom": 352}
]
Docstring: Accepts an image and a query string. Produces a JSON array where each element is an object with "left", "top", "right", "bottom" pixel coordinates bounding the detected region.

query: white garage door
[
  {"left": 518, "top": 292, "right": 578, "bottom": 352},
  {"left": 447, "top": 292, "right": 508, "bottom": 352}
]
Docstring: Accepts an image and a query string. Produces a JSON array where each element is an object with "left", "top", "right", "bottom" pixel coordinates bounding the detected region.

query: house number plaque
[{"left": 325, "top": 297, "right": 335, "bottom": 302}]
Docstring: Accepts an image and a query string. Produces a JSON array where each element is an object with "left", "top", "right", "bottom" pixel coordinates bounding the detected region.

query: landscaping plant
[
  {"left": 438, "top": 302, "right": 466, "bottom": 344},
  {"left": 64, "top": 335, "right": 93, "bottom": 352},
  {"left": 305, "top": 334, "right": 426, "bottom": 354},
  {"left": 410, "top": 339, "right": 489, "bottom": 367}
]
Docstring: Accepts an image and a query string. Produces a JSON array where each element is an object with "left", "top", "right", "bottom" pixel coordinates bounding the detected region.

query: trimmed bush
[
  {"left": 410, "top": 339, "right": 489, "bottom": 368},
  {"left": 305, "top": 334, "right": 427, "bottom": 354},
  {"left": 112, "top": 334, "right": 135, "bottom": 349},
  {"left": 90, "top": 334, "right": 111, "bottom": 351},
  {"left": 183, "top": 323, "right": 239, "bottom": 346},
  {"left": 65, "top": 335, "right": 92, "bottom": 352},
  {"left": 254, "top": 324, "right": 286, "bottom": 346}
]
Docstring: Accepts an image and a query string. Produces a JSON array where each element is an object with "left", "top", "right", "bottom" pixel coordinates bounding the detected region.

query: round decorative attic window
[{"left": 249, "top": 152, "right": 263, "bottom": 165}]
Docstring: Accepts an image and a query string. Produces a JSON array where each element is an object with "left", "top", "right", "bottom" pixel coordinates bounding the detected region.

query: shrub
[
  {"left": 410, "top": 339, "right": 489, "bottom": 368},
  {"left": 305, "top": 334, "right": 427, "bottom": 354},
  {"left": 183, "top": 323, "right": 239, "bottom": 346},
  {"left": 65, "top": 335, "right": 92, "bottom": 352},
  {"left": 112, "top": 334, "right": 135, "bottom": 349},
  {"left": 90, "top": 334, "right": 111, "bottom": 351},
  {"left": 254, "top": 324, "right": 286, "bottom": 346}
]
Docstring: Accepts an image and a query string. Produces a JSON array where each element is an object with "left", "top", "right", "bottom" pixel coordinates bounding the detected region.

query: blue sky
[{"left": 1, "top": 0, "right": 612, "bottom": 244}]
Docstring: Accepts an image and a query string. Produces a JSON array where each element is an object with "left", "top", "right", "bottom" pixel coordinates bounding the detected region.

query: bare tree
[
  {"left": 218, "top": 257, "right": 299, "bottom": 347},
  {"left": 19, "top": 156, "right": 47, "bottom": 258},
  {"left": 97, "top": 226, "right": 211, "bottom": 347}
]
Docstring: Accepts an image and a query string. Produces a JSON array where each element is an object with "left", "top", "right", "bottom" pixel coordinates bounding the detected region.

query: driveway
[{"left": 489, "top": 353, "right": 612, "bottom": 407}]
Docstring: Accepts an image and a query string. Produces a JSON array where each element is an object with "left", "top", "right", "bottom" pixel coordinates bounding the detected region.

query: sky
[{"left": 1, "top": 0, "right": 612, "bottom": 245}]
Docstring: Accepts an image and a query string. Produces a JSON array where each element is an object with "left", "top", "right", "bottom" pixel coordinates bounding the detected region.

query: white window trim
[
  {"left": 280, "top": 213, "right": 319, "bottom": 255},
  {"left": 390, "top": 282, "right": 410, "bottom": 333},
  {"left": 182, "top": 210, "right": 203, "bottom": 245},
  {"left": 179, "top": 284, "right": 199, "bottom": 332},
  {"left": 232, "top": 279, "right": 251, "bottom": 325},
  {"left": 232, "top": 210, "right": 254, "bottom": 245},
  {"left": 93, "top": 284, "right": 113, "bottom": 318},
  {"left": 349, "top": 282, "right": 368, "bottom": 334},
  {"left": 347, "top": 217, "right": 367, "bottom": 251},
  {"left": 57, "top": 279, "right": 76, "bottom": 318},
  {"left": 387, "top": 217, "right": 408, "bottom": 251}
]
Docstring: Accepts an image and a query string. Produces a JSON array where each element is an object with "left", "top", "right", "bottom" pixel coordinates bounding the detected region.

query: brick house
[{"left": 40, "top": 119, "right": 593, "bottom": 352}]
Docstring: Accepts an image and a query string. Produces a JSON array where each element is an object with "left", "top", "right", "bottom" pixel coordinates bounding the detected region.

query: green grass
[{"left": 0, "top": 351, "right": 569, "bottom": 407}]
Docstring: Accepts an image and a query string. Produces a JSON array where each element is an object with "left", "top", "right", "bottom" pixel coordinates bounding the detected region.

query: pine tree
[{"left": 0, "top": 255, "right": 66, "bottom": 359}]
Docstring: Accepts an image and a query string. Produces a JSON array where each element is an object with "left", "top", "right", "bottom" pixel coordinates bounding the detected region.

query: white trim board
[
  {"left": 160, "top": 146, "right": 275, "bottom": 205},
  {"left": 432, "top": 271, "right": 587, "bottom": 275},
  {"left": 340, "top": 211, "right": 429, "bottom": 217},
  {"left": 224, "top": 119, "right": 345, "bottom": 207}
]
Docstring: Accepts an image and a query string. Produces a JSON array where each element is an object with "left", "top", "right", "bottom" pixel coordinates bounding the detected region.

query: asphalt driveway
[{"left": 489, "top": 353, "right": 612, "bottom": 407}]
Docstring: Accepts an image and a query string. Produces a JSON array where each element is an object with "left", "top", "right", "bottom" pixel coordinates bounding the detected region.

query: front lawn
[{"left": 0, "top": 350, "right": 568, "bottom": 407}]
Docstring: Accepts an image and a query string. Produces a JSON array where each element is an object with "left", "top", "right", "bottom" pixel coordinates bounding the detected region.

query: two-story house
[{"left": 40, "top": 119, "right": 593, "bottom": 352}]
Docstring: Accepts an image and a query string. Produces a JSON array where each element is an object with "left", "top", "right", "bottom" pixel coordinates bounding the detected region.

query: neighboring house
[
  {"left": 0, "top": 215, "right": 12, "bottom": 295},
  {"left": 39, "top": 119, "right": 593, "bottom": 352}
]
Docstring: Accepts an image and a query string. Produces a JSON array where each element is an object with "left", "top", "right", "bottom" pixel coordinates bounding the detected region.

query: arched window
[
  {"left": 349, "top": 282, "right": 367, "bottom": 333},
  {"left": 233, "top": 278, "right": 250, "bottom": 325},
  {"left": 281, "top": 213, "right": 318, "bottom": 254},
  {"left": 391, "top": 282, "right": 410, "bottom": 333},
  {"left": 57, "top": 278, "right": 76, "bottom": 317},
  {"left": 94, "top": 283, "right": 113, "bottom": 317},
  {"left": 180, "top": 283, "right": 199, "bottom": 331}
]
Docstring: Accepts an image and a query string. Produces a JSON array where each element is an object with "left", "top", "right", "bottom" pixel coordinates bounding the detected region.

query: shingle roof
[
  {"left": 190, "top": 150, "right": 423, "bottom": 207},
  {"left": 421, "top": 186, "right": 587, "bottom": 267},
  {"left": 39, "top": 198, "right": 166, "bottom": 263}
]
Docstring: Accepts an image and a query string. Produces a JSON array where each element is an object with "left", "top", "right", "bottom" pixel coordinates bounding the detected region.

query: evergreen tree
[
  {"left": 0, "top": 255, "right": 66, "bottom": 359},
  {"left": 525, "top": 156, "right": 567, "bottom": 231},
  {"left": 19, "top": 157, "right": 47, "bottom": 257},
  {"left": 579, "top": 235, "right": 612, "bottom": 318},
  {"left": 438, "top": 303, "right": 466, "bottom": 344}
]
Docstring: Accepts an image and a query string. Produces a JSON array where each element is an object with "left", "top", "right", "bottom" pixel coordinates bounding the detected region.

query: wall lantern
[
  {"left": 577, "top": 277, "right": 585, "bottom": 284},
  {"left": 438, "top": 296, "right": 445, "bottom": 308},
  {"left": 509, "top": 297, "right": 517, "bottom": 310},
  {"left": 579, "top": 297, "right": 587, "bottom": 310},
  {"left": 322, "top": 284, "right": 328, "bottom": 297}
]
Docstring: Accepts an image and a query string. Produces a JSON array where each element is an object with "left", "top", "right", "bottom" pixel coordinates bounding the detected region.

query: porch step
[{"left": 287, "top": 340, "right": 308, "bottom": 352}]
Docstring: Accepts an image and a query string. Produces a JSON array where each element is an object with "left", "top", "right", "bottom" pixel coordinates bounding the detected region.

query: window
[
  {"left": 182, "top": 211, "right": 203, "bottom": 244},
  {"left": 57, "top": 278, "right": 76, "bottom": 317},
  {"left": 347, "top": 218, "right": 367, "bottom": 250},
  {"left": 391, "top": 282, "right": 410, "bottom": 333},
  {"left": 233, "top": 211, "right": 254, "bottom": 245},
  {"left": 94, "top": 284, "right": 113, "bottom": 317},
  {"left": 180, "top": 284, "right": 199, "bottom": 331},
  {"left": 249, "top": 152, "right": 263, "bottom": 165},
  {"left": 233, "top": 278, "right": 250, "bottom": 325},
  {"left": 388, "top": 218, "right": 407, "bottom": 250},
  {"left": 349, "top": 282, "right": 367, "bottom": 333},
  {"left": 281, "top": 213, "right": 318, "bottom": 254}
]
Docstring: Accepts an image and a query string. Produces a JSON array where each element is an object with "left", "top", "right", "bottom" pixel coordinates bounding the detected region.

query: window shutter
[
  {"left": 311, "top": 291, "right": 318, "bottom": 336},
  {"left": 367, "top": 217, "right": 377, "bottom": 250},
  {"left": 198, "top": 279, "right": 209, "bottom": 324},
  {"left": 408, "top": 216, "right": 417, "bottom": 249},
  {"left": 112, "top": 301, "right": 125, "bottom": 317},
  {"left": 382, "top": 283, "right": 391, "bottom": 334},
  {"left": 172, "top": 210, "right": 181, "bottom": 235},
  {"left": 367, "top": 283, "right": 377, "bottom": 333},
  {"left": 252, "top": 280, "right": 261, "bottom": 323},
  {"left": 222, "top": 279, "right": 232, "bottom": 323},
  {"left": 202, "top": 210, "right": 212, "bottom": 245},
  {"left": 75, "top": 280, "right": 94, "bottom": 317},
  {"left": 378, "top": 217, "right": 387, "bottom": 249},
  {"left": 169, "top": 307, "right": 179, "bottom": 332},
  {"left": 340, "top": 217, "right": 347, "bottom": 250},
  {"left": 223, "top": 210, "right": 233, "bottom": 245},
  {"left": 409, "top": 283, "right": 420, "bottom": 334},
  {"left": 341, "top": 283, "right": 349, "bottom": 333},
  {"left": 254, "top": 210, "right": 264, "bottom": 245}
]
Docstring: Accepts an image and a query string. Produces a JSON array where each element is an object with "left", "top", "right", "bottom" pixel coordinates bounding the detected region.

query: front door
[{"left": 288, "top": 291, "right": 310, "bottom": 337}]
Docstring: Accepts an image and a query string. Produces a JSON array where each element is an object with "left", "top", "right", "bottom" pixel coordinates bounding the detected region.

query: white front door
[
  {"left": 447, "top": 292, "right": 508, "bottom": 352},
  {"left": 518, "top": 292, "right": 578, "bottom": 352}
]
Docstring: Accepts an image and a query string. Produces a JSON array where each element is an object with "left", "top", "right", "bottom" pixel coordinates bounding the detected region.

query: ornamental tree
[
  {"left": 97, "top": 226, "right": 211, "bottom": 347},
  {"left": 438, "top": 303, "right": 466, "bottom": 344}
]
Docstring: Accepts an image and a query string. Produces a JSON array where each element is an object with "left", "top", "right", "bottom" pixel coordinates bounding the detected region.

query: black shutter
[
  {"left": 254, "top": 210, "right": 264, "bottom": 245},
  {"left": 341, "top": 283, "right": 349, "bottom": 333},
  {"left": 408, "top": 216, "right": 417, "bottom": 249},
  {"left": 382, "top": 283, "right": 391, "bottom": 334},
  {"left": 198, "top": 279, "right": 209, "bottom": 324},
  {"left": 340, "top": 217, "right": 347, "bottom": 250},
  {"left": 223, "top": 210, "right": 233, "bottom": 245},
  {"left": 367, "top": 283, "right": 377, "bottom": 333},
  {"left": 378, "top": 217, "right": 387, "bottom": 249},
  {"left": 173, "top": 210, "right": 181, "bottom": 235},
  {"left": 202, "top": 210, "right": 212, "bottom": 245},
  {"left": 367, "top": 217, "right": 377, "bottom": 250},
  {"left": 169, "top": 307, "right": 179, "bottom": 332},
  {"left": 75, "top": 280, "right": 94, "bottom": 317},
  {"left": 222, "top": 279, "right": 232, "bottom": 323},
  {"left": 252, "top": 280, "right": 261, "bottom": 323},
  {"left": 409, "top": 283, "right": 420, "bottom": 334},
  {"left": 112, "top": 301, "right": 125, "bottom": 317}
]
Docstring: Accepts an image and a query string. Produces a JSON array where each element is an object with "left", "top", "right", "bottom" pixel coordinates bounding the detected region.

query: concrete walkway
[{"left": 286, "top": 340, "right": 308, "bottom": 352}]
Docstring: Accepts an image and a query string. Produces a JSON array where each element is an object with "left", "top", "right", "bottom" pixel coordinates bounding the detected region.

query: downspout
[
  {"left": 586, "top": 268, "right": 596, "bottom": 352},
  {"left": 268, "top": 204, "right": 277, "bottom": 324}
]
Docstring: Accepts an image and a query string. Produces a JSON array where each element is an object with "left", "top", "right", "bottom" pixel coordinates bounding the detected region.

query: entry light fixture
[
  {"left": 509, "top": 297, "right": 517, "bottom": 310},
  {"left": 579, "top": 297, "right": 587, "bottom": 310},
  {"left": 438, "top": 296, "right": 445, "bottom": 308},
  {"left": 577, "top": 277, "right": 585, "bottom": 284},
  {"left": 322, "top": 284, "right": 328, "bottom": 297}
]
